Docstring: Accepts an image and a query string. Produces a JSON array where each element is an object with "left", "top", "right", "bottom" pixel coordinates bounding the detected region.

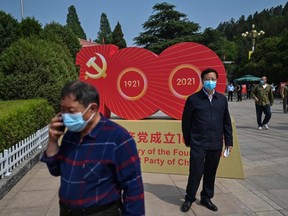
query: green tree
[
  {"left": 96, "top": 13, "right": 112, "bottom": 44},
  {"left": 66, "top": 5, "right": 86, "bottom": 39},
  {"left": 0, "top": 37, "right": 77, "bottom": 111},
  {"left": 0, "top": 11, "right": 20, "bottom": 54},
  {"left": 111, "top": 21, "right": 127, "bottom": 48},
  {"left": 134, "top": 2, "right": 200, "bottom": 54},
  {"left": 41, "top": 22, "right": 81, "bottom": 60},
  {"left": 19, "top": 17, "right": 42, "bottom": 38}
]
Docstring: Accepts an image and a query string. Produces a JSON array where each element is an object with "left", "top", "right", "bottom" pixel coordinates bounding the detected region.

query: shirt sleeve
[
  {"left": 40, "top": 150, "right": 61, "bottom": 177},
  {"left": 251, "top": 85, "right": 257, "bottom": 99},
  {"left": 223, "top": 99, "right": 233, "bottom": 146},
  {"left": 114, "top": 135, "right": 145, "bottom": 216},
  {"left": 182, "top": 97, "right": 193, "bottom": 147},
  {"left": 269, "top": 85, "right": 274, "bottom": 104}
]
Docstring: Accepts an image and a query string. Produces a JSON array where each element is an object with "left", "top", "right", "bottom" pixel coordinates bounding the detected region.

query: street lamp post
[
  {"left": 241, "top": 24, "right": 265, "bottom": 52},
  {"left": 20, "top": 0, "right": 24, "bottom": 20}
]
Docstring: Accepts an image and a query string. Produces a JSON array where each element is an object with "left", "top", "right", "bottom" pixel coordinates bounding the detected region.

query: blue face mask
[
  {"left": 203, "top": 80, "right": 217, "bottom": 91},
  {"left": 260, "top": 80, "right": 265, "bottom": 85},
  {"left": 62, "top": 105, "right": 95, "bottom": 132}
]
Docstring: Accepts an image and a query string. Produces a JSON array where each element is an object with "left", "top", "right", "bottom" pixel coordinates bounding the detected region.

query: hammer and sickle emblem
[{"left": 85, "top": 53, "right": 107, "bottom": 79}]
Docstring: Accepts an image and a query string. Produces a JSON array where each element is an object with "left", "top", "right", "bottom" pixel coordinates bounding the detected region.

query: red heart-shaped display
[{"left": 76, "top": 42, "right": 226, "bottom": 120}]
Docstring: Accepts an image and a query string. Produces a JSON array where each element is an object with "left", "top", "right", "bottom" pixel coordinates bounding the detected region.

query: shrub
[
  {"left": 0, "top": 37, "right": 78, "bottom": 111},
  {"left": 0, "top": 99, "right": 55, "bottom": 153}
]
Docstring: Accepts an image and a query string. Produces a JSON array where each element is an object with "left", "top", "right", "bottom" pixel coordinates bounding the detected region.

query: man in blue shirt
[
  {"left": 180, "top": 68, "right": 233, "bottom": 212},
  {"left": 41, "top": 80, "right": 145, "bottom": 216}
]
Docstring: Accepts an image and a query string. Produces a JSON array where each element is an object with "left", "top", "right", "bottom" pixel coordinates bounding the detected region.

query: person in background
[
  {"left": 281, "top": 83, "right": 288, "bottom": 113},
  {"left": 180, "top": 68, "right": 233, "bottom": 213},
  {"left": 271, "top": 83, "right": 276, "bottom": 97},
  {"left": 227, "top": 82, "right": 234, "bottom": 101},
  {"left": 236, "top": 84, "right": 242, "bottom": 101},
  {"left": 251, "top": 76, "right": 274, "bottom": 130},
  {"left": 41, "top": 80, "right": 145, "bottom": 216},
  {"left": 246, "top": 83, "right": 252, "bottom": 99}
]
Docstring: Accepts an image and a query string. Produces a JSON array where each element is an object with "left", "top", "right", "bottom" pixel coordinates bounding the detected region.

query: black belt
[{"left": 59, "top": 201, "right": 119, "bottom": 216}]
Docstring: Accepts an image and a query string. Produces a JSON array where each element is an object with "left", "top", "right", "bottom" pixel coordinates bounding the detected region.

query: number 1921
[{"left": 124, "top": 80, "right": 141, "bottom": 88}]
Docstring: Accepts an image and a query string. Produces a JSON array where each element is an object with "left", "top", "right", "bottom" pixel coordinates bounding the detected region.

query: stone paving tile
[
  {"left": 21, "top": 176, "right": 59, "bottom": 191},
  {"left": 224, "top": 192, "right": 257, "bottom": 216},
  {"left": 168, "top": 174, "right": 188, "bottom": 197},
  {"left": 0, "top": 190, "right": 16, "bottom": 210},
  {"left": 279, "top": 209, "right": 288, "bottom": 215},
  {"left": 256, "top": 210, "right": 284, "bottom": 216},
  {"left": 144, "top": 182, "right": 183, "bottom": 198},
  {"left": 217, "top": 179, "right": 250, "bottom": 192},
  {"left": 252, "top": 190, "right": 283, "bottom": 210},
  {"left": 190, "top": 193, "right": 247, "bottom": 216},
  {"left": 32, "top": 166, "right": 54, "bottom": 179},
  {"left": 0, "top": 206, "right": 49, "bottom": 216},
  {"left": 214, "top": 179, "right": 230, "bottom": 194},
  {"left": 271, "top": 156, "right": 288, "bottom": 166},
  {"left": 259, "top": 147, "right": 288, "bottom": 155},
  {"left": 9, "top": 172, "right": 35, "bottom": 193},
  {"left": 265, "top": 189, "right": 288, "bottom": 209},
  {"left": 247, "top": 175, "right": 288, "bottom": 190},
  {"left": 5, "top": 190, "right": 57, "bottom": 209},
  {"left": 145, "top": 192, "right": 195, "bottom": 216},
  {"left": 246, "top": 160, "right": 278, "bottom": 168},
  {"left": 233, "top": 191, "right": 274, "bottom": 212},
  {"left": 45, "top": 198, "right": 59, "bottom": 216},
  {"left": 245, "top": 154, "right": 276, "bottom": 162},
  {"left": 240, "top": 148, "right": 261, "bottom": 156},
  {"left": 142, "top": 173, "right": 175, "bottom": 185},
  {"left": 273, "top": 166, "right": 288, "bottom": 178},
  {"left": 244, "top": 167, "right": 277, "bottom": 177}
]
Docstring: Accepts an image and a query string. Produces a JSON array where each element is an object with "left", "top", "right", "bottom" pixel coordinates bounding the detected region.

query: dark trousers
[
  {"left": 237, "top": 91, "right": 242, "bottom": 101},
  {"left": 283, "top": 98, "right": 288, "bottom": 113},
  {"left": 185, "top": 148, "right": 222, "bottom": 202},
  {"left": 255, "top": 104, "right": 271, "bottom": 126},
  {"left": 60, "top": 202, "right": 121, "bottom": 216},
  {"left": 228, "top": 91, "right": 233, "bottom": 101},
  {"left": 247, "top": 91, "right": 251, "bottom": 99}
]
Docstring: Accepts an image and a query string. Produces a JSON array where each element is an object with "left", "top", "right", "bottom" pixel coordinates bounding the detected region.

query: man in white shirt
[{"left": 227, "top": 83, "right": 234, "bottom": 101}]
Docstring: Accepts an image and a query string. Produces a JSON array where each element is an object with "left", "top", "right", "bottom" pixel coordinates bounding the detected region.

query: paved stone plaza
[{"left": 0, "top": 98, "right": 287, "bottom": 215}]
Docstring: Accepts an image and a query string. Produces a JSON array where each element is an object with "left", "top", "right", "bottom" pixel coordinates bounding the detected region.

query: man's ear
[{"left": 90, "top": 103, "right": 99, "bottom": 112}]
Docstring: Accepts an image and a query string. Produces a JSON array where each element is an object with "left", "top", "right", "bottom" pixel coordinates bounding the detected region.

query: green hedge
[{"left": 0, "top": 99, "right": 55, "bottom": 152}]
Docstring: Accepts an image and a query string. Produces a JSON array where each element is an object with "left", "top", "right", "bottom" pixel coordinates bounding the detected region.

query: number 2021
[{"left": 176, "top": 78, "right": 195, "bottom": 86}]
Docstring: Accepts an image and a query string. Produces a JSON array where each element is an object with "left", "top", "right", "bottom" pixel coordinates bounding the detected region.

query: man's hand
[
  {"left": 227, "top": 146, "right": 233, "bottom": 152},
  {"left": 223, "top": 146, "right": 233, "bottom": 157},
  {"left": 46, "top": 113, "right": 65, "bottom": 157}
]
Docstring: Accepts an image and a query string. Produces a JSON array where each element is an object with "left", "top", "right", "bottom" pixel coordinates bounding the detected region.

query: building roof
[{"left": 78, "top": 38, "right": 99, "bottom": 47}]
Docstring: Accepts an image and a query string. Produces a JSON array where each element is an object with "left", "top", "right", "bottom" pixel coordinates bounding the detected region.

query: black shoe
[
  {"left": 200, "top": 199, "right": 218, "bottom": 211},
  {"left": 180, "top": 200, "right": 193, "bottom": 212}
]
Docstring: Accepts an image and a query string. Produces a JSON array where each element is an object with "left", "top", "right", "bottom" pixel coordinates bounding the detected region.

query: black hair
[
  {"left": 201, "top": 68, "right": 219, "bottom": 80},
  {"left": 60, "top": 80, "right": 100, "bottom": 107}
]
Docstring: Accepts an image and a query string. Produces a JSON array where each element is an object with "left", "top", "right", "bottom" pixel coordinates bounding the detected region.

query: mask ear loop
[
  {"left": 82, "top": 104, "right": 92, "bottom": 115},
  {"left": 82, "top": 104, "right": 96, "bottom": 124}
]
